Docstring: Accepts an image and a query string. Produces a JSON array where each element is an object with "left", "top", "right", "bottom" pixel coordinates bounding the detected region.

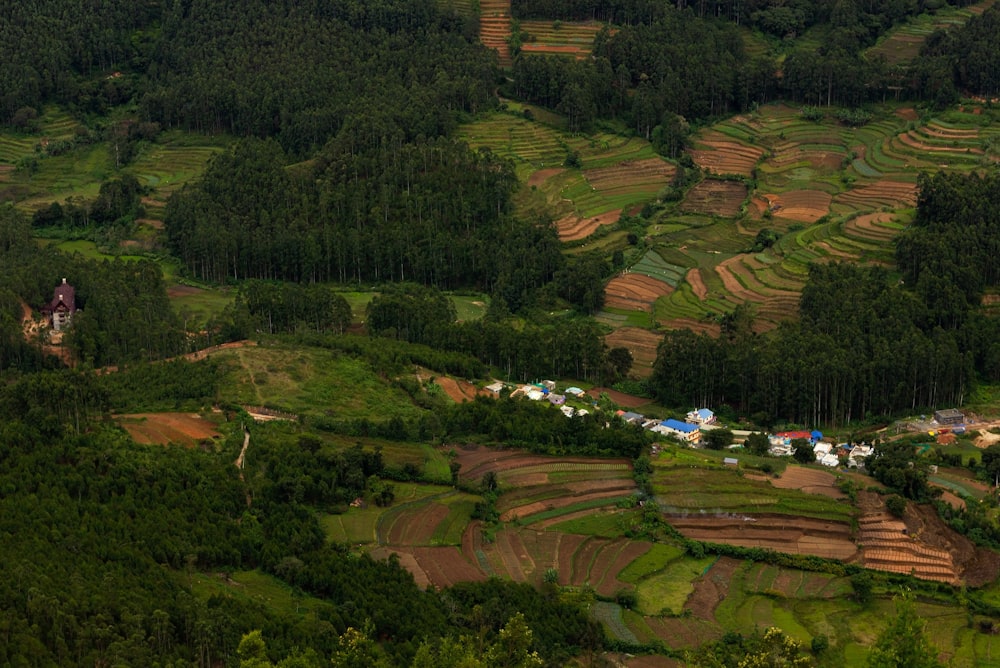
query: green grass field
[{"left": 189, "top": 570, "right": 326, "bottom": 617}]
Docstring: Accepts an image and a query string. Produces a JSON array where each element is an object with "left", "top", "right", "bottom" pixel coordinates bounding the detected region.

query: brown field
[
  {"left": 688, "top": 133, "right": 764, "bottom": 177},
  {"left": 765, "top": 189, "right": 832, "bottom": 223},
  {"left": 479, "top": 0, "right": 512, "bottom": 67},
  {"left": 854, "top": 491, "right": 1000, "bottom": 586},
  {"left": 686, "top": 557, "right": 741, "bottom": 620},
  {"left": 385, "top": 503, "right": 450, "bottom": 545},
  {"left": 555, "top": 208, "right": 621, "bottom": 241},
  {"left": 668, "top": 514, "right": 858, "bottom": 560},
  {"left": 835, "top": 180, "right": 917, "bottom": 209},
  {"left": 680, "top": 180, "right": 747, "bottom": 217},
  {"left": 584, "top": 158, "right": 676, "bottom": 193},
  {"left": 767, "top": 143, "right": 843, "bottom": 172},
  {"left": 588, "top": 386, "right": 651, "bottom": 408},
  {"left": 434, "top": 376, "right": 489, "bottom": 403},
  {"left": 604, "top": 273, "right": 673, "bottom": 312},
  {"left": 501, "top": 487, "right": 634, "bottom": 523},
  {"left": 593, "top": 539, "right": 652, "bottom": 596},
  {"left": 116, "top": 412, "right": 221, "bottom": 446},
  {"left": 604, "top": 326, "right": 664, "bottom": 376},
  {"left": 686, "top": 268, "right": 707, "bottom": 300},
  {"left": 715, "top": 255, "right": 800, "bottom": 324},
  {"left": 452, "top": 445, "right": 632, "bottom": 485},
  {"left": 527, "top": 167, "right": 565, "bottom": 188},
  {"left": 768, "top": 465, "right": 846, "bottom": 499}
]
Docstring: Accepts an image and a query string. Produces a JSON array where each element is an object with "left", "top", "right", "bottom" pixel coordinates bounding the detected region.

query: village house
[
  {"left": 686, "top": 408, "right": 716, "bottom": 426},
  {"left": 651, "top": 418, "right": 700, "bottom": 443},
  {"left": 41, "top": 278, "right": 77, "bottom": 331}
]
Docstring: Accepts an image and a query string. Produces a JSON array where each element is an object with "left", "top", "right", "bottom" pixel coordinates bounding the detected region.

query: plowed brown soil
[
  {"left": 768, "top": 465, "right": 846, "bottom": 499},
  {"left": 527, "top": 167, "right": 565, "bottom": 187},
  {"left": 686, "top": 268, "right": 707, "bottom": 300},
  {"left": 669, "top": 514, "right": 857, "bottom": 560},
  {"left": 680, "top": 180, "right": 747, "bottom": 217},
  {"left": 117, "top": 413, "right": 221, "bottom": 446},
  {"left": 604, "top": 273, "right": 673, "bottom": 311},
  {"left": 556, "top": 209, "right": 621, "bottom": 241},
  {"left": 604, "top": 326, "right": 664, "bottom": 376}
]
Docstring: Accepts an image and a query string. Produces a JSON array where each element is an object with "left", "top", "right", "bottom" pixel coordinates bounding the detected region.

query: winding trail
[{"left": 235, "top": 425, "right": 252, "bottom": 507}]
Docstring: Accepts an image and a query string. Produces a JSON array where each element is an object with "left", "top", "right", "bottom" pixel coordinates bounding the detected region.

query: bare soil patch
[
  {"left": 527, "top": 167, "right": 565, "bottom": 188},
  {"left": 604, "top": 273, "right": 673, "bottom": 312},
  {"left": 686, "top": 268, "right": 707, "bottom": 300},
  {"left": 413, "top": 546, "right": 488, "bottom": 588},
  {"left": 434, "top": 376, "right": 489, "bottom": 403},
  {"left": 765, "top": 189, "right": 832, "bottom": 223},
  {"left": 686, "top": 557, "right": 740, "bottom": 620},
  {"left": 555, "top": 208, "right": 621, "bottom": 241},
  {"left": 117, "top": 412, "right": 221, "bottom": 447},
  {"left": 836, "top": 180, "right": 917, "bottom": 209},
  {"left": 895, "top": 107, "right": 919, "bottom": 121},
  {"left": 668, "top": 514, "right": 857, "bottom": 560},
  {"left": 768, "top": 466, "right": 846, "bottom": 499},
  {"left": 167, "top": 284, "right": 203, "bottom": 299},
  {"left": 589, "top": 386, "right": 651, "bottom": 408},
  {"left": 680, "top": 180, "right": 746, "bottom": 217},
  {"left": 688, "top": 134, "right": 764, "bottom": 177}
]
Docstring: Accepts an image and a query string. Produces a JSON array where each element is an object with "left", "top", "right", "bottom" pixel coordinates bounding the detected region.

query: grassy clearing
[
  {"left": 215, "top": 343, "right": 427, "bottom": 422},
  {"left": 320, "top": 482, "right": 450, "bottom": 543},
  {"left": 189, "top": 570, "right": 325, "bottom": 616},
  {"left": 617, "top": 543, "right": 686, "bottom": 583},
  {"left": 548, "top": 510, "right": 629, "bottom": 537},
  {"left": 636, "top": 555, "right": 717, "bottom": 615}
]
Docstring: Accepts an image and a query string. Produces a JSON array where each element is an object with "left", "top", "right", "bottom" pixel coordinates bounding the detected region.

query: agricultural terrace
[
  {"left": 867, "top": 0, "right": 996, "bottom": 66},
  {"left": 457, "top": 111, "right": 673, "bottom": 239},
  {"left": 518, "top": 20, "right": 607, "bottom": 59},
  {"left": 647, "top": 101, "right": 1000, "bottom": 335},
  {"left": 480, "top": 0, "right": 513, "bottom": 67}
]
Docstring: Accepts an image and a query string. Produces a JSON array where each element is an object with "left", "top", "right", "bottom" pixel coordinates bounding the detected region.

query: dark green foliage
[
  {"left": 748, "top": 228, "right": 779, "bottom": 253},
  {"left": 367, "top": 284, "right": 457, "bottom": 344},
  {"left": 867, "top": 441, "right": 939, "bottom": 502},
  {"left": 745, "top": 432, "right": 770, "bottom": 456},
  {"left": 443, "top": 396, "right": 650, "bottom": 457},
  {"left": 704, "top": 427, "right": 734, "bottom": 451},
  {"left": 234, "top": 281, "right": 352, "bottom": 336},
  {"left": 792, "top": 438, "right": 814, "bottom": 464},
  {"left": 885, "top": 494, "right": 907, "bottom": 517}
]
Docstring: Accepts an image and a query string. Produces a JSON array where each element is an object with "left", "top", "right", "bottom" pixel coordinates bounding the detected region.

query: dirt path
[{"left": 235, "top": 425, "right": 252, "bottom": 507}]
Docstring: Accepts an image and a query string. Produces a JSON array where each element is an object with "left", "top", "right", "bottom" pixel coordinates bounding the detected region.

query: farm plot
[
  {"left": 688, "top": 135, "right": 764, "bottom": 177},
  {"left": 631, "top": 249, "right": 685, "bottom": 286},
  {"left": 555, "top": 209, "right": 621, "bottom": 241},
  {"left": 768, "top": 465, "right": 846, "bottom": 500},
  {"left": 763, "top": 190, "right": 832, "bottom": 224},
  {"left": 603, "top": 326, "right": 664, "bottom": 376},
  {"left": 603, "top": 273, "right": 673, "bottom": 312},
  {"left": 583, "top": 157, "right": 676, "bottom": 195},
  {"left": 519, "top": 20, "right": 606, "bottom": 59},
  {"left": 480, "top": 0, "right": 512, "bottom": 67},
  {"left": 680, "top": 179, "right": 747, "bottom": 217},
  {"left": 834, "top": 179, "right": 918, "bottom": 211},
  {"left": 843, "top": 212, "right": 906, "bottom": 244},
  {"left": 667, "top": 513, "right": 857, "bottom": 560},
  {"left": 116, "top": 412, "right": 221, "bottom": 446}
]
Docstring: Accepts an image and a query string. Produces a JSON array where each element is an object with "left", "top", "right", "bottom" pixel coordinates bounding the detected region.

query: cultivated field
[
  {"left": 116, "top": 412, "right": 222, "bottom": 447},
  {"left": 519, "top": 20, "right": 607, "bottom": 59}
]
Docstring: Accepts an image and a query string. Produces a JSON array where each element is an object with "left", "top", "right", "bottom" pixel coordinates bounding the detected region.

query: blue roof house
[{"left": 651, "top": 418, "right": 701, "bottom": 442}]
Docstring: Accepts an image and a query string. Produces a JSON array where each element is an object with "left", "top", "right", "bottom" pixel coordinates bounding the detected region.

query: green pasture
[
  {"left": 215, "top": 343, "right": 429, "bottom": 421},
  {"left": 867, "top": 4, "right": 985, "bottom": 66},
  {"left": 189, "top": 570, "right": 325, "bottom": 617},
  {"left": 548, "top": 509, "right": 631, "bottom": 537},
  {"left": 616, "top": 543, "right": 686, "bottom": 584},
  {"left": 170, "top": 284, "right": 234, "bottom": 329},
  {"left": 652, "top": 463, "right": 850, "bottom": 521},
  {"left": 635, "top": 555, "right": 717, "bottom": 615}
]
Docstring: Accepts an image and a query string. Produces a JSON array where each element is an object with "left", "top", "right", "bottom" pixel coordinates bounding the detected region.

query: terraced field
[
  {"left": 519, "top": 20, "right": 606, "bottom": 59},
  {"left": 649, "top": 101, "right": 1000, "bottom": 335},
  {"left": 480, "top": 0, "right": 513, "bottom": 67},
  {"left": 867, "top": 0, "right": 996, "bottom": 66}
]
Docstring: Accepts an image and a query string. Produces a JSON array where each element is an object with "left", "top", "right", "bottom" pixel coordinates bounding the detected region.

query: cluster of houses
[
  {"left": 766, "top": 430, "right": 872, "bottom": 468},
  {"left": 491, "top": 381, "right": 591, "bottom": 418}
]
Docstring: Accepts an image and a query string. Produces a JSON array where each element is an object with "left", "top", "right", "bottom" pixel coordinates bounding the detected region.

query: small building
[
  {"left": 819, "top": 453, "right": 840, "bottom": 467},
  {"left": 619, "top": 411, "right": 644, "bottom": 424},
  {"left": 560, "top": 405, "right": 575, "bottom": 418},
  {"left": 812, "top": 442, "right": 832, "bottom": 456},
  {"left": 548, "top": 393, "right": 566, "bottom": 406},
  {"left": 541, "top": 380, "right": 556, "bottom": 391},
  {"left": 652, "top": 418, "right": 700, "bottom": 443},
  {"left": 723, "top": 457, "right": 739, "bottom": 467},
  {"left": 526, "top": 389, "right": 545, "bottom": 401},
  {"left": 686, "top": 408, "right": 717, "bottom": 426},
  {"left": 564, "top": 387, "right": 586, "bottom": 398},
  {"left": 485, "top": 381, "right": 505, "bottom": 395},
  {"left": 42, "top": 278, "right": 77, "bottom": 331},
  {"left": 933, "top": 408, "right": 964, "bottom": 425}
]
